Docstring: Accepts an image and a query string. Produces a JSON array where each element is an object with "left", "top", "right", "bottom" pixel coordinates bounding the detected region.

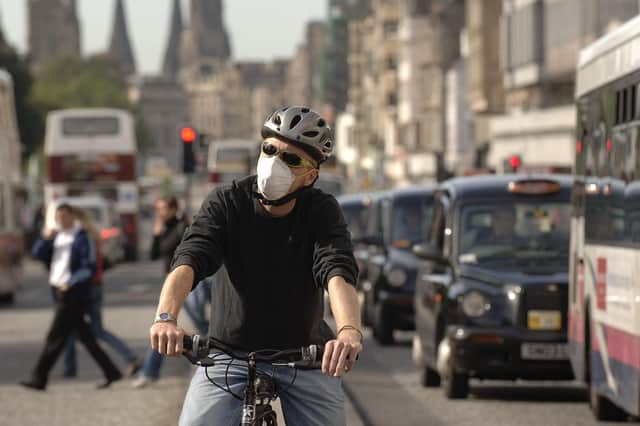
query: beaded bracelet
[{"left": 337, "top": 325, "right": 364, "bottom": 344}]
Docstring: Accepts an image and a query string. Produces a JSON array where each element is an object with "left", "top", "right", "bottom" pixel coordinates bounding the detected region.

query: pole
[{"left": 185, "top": 173, "right": 192, "bottom": 220}]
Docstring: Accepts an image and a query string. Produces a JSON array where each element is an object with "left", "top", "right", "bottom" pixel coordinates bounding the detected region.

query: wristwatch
[{"left": 154, "top": 312, "right": 178, "bottom": 324}]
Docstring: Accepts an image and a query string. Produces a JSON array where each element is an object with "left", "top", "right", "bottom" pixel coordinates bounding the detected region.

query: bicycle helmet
[{"left": 261, "top": 106, "right": 333, "bottom": 164}]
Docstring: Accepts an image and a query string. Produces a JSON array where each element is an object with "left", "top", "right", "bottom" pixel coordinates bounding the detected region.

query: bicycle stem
[{"left": 241, "top": 353, "right": 258, "bottom": 425}]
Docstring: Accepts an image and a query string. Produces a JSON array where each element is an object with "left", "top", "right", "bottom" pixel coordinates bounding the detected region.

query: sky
[{"left": 0, "top": 0, "right": 327, "bottom": 75}]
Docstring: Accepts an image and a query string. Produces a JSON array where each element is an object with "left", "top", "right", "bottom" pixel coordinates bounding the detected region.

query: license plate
[
  {"left": 521, "top": 343, "right": 569, "bottom": 360},
  {"left": 527, "top": 310, "right": 562, "bottom": 330}
]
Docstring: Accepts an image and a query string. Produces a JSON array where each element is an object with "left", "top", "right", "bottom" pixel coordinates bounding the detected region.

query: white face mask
[{"left": 257, "top": 156, "right": 295, "bottom": 201}]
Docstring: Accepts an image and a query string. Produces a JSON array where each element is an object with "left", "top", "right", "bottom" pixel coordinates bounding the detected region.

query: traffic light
[
  {"left": 504, "top": 154, "right": 522, "bottom": 173},
  {"left": 181, "top": 127, "right": 196, "bottom": 174}
]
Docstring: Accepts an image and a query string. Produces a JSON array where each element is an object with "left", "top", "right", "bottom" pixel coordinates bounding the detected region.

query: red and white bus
[
  {"left": 569, "top": 15, "right": 640, "bottom": 421},
  {"left": 44, "top": 108, "right": 139, "bottom": 260},
  {"left": 0, "top": 69, "right": 24, "bottom": 304}
]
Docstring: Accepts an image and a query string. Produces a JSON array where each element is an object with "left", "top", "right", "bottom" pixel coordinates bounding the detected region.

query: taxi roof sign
[{"left": 508, "top": 179, "right": 561, "bottom": 195}]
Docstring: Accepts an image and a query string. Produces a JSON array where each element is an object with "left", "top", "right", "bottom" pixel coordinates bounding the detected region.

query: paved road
[
  {"left": 1, "top": 260, "right": 363, "bottom": 426},
  {"left": 0, "top": 260, "right": 192, "bottom": 426},
  {"left": 343, "top": 330, "right": 635, "bottom": 426}
]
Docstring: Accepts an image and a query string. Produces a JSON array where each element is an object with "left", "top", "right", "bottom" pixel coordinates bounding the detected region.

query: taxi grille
[{"left": 519, "top": 284, "right": 568, "bottom": 332}]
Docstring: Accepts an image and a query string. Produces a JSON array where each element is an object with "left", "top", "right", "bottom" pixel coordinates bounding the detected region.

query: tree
[
  {"left": 31, "top": 54, "right": 152, "bottom": 152},
  {"left": 32, "top": 54, "right": 131, "bottom": 110}
]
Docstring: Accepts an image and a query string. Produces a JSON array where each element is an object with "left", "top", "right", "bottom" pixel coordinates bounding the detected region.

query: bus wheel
[
  {"left": 589, "top": 383, "right": 627, "bottom": 421},
  {"left": 587, "top": 325, "right": 627, "bottom": 421}
]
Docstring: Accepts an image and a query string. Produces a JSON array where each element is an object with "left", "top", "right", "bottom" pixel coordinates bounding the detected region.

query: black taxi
[
  {"left": 412, "top": 175, "right": 574, "bottom": 399},
  {"left": 360, "top": 186, "right": 435, "bottom": 344}
]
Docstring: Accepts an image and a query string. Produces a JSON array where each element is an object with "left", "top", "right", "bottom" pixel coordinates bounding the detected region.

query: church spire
[
  {"left": 162, "top": 0, "right": 183, "bottom": 81},
  {"left": 108, "top": 0, "right": 136, "bottom": 75}
]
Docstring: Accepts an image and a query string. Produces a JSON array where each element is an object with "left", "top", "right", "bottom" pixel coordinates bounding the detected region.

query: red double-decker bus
[{"left": 44, "top": 108, "right": 139, "bottom": 260}]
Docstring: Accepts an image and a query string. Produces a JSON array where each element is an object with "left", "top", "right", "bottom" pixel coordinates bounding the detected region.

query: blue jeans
[
  {"left": 137, "top": 277, "right": 214, "bottom": 380},
  {"left": 179, "top": 356, "right": 346, "bottom": 426},
  {"left": 139, "top": 346, "right": 163, "bottom": 379},
  {"left": 64, "top": 286, "right": 137, "bottom": 375},
  {"left": 182, "top": 277, "right": 212, "bottom": 336}
]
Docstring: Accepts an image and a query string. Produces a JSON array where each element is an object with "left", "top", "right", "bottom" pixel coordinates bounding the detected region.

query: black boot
[{"left": 96, "top": 370, "right": 123, "bottom": 389}]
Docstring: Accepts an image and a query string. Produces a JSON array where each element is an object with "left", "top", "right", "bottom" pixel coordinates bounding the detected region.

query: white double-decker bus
[
  {"left": 44, "top": 108, "right": 139, "bottom": 260},
  {"left": 569, "top": 15, "right": 640, "bottom": 421}
]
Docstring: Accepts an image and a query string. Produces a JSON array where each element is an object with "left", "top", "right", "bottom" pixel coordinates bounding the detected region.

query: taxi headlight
[
  {"left": 461, "top": 291, "right": 490, "bottom": 317},
  {"left": 387, "top": 269, "right": 408, "bottom": 287}
]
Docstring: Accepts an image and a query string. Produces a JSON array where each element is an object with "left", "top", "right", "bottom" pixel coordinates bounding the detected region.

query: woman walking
[{"left": 62, "top": 208, "right": 141, "bottom": 377}]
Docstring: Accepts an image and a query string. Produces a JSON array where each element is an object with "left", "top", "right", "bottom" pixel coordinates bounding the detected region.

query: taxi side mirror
[{"left": 413, "top": 243, "right": 448, "bottom": 265}]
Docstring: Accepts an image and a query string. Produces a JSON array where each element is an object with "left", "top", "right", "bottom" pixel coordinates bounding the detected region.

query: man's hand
[
  {"left": 150, "top": 321, "right": 185, "bottom": 357},
  {"left": 322, "top": 329, "right": 363, "bottom": 377},
  {"left": 43, "top": 228, "right": 57, "bottom": 240},
  {"left": 58, "top": 283, "right": 70, "bottom": 292}
]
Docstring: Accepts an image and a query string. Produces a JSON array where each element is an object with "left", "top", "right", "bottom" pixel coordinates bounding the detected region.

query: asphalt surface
[
  {"left": 343, "top": 330, "right": 637, "bottom": 426},
  {"left": 0, "top": 259, "right": 363, "bottom": 426}
]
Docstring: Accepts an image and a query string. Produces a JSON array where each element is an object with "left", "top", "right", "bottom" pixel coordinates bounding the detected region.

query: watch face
[{"left": 159, "top": 313, "right": 170, "bottom": 320}]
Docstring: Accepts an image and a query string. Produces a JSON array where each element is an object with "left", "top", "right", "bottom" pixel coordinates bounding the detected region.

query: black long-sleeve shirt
[
  {"left": 171, "top": 175, "right": 358, "bottom": 350},
  {"left": 151, "top": 216, "right": 187, "bottom": 273}
]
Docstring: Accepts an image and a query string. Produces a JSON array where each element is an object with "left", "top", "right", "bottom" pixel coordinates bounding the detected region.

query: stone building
[
  {"left": 128, "top": 77, "right": 188, "bottom": 173},
  {"left": 337, "top": 0, "right": 399, "bottom": 190},
  {"left": 321, "top": 0, "right": 371, "bottom": 122},
  {"left": 490, "top": 0, "right": 638, "bottom": 172},
  {"left": 179, "top": 0, "right": 232, "bottom": 80},
  {"left": 284, "top": 21, "right": 327, "bottom": 110},
  {"left": 28, "top": 0, "right": 80, "bottom": 69},
  {"left": 162, "top": 0, "right": 183, "bottom": 82},
  {"left": 108, "top": 0, "right": 136, "bottom": 76}
]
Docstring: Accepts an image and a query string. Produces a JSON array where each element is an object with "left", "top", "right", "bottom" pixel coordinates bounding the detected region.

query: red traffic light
[
  {"left": 509, "top": 155, "right": 521, "bottom": 170},
  {"left": 181, "top": 127, "right": 196, "bottom": 143}
]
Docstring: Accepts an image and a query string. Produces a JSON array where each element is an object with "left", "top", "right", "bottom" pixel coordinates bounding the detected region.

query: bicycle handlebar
[{"left": 182, "top": 335, "right": 325, "bottom": 369}]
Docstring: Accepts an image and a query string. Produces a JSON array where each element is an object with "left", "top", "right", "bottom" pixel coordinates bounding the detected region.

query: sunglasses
[{"left": 261, "top": 142, "right": 317, "bottom": 169}]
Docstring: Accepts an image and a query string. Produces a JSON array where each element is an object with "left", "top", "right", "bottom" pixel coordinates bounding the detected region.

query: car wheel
[
  {"left": 589, "top": 383, "right": 627, "bottom": 421},
  {"left": 0, "top": 293, "right": 15, "bottom": 305},
  {"left": 444, "top": 362, "right": 469, "bottom": 399},
  {"left": 373, "top": 302, "right": 394, "bottom": 345},
  {"left": 421, "top": 367, "right": 441, "bottom": 388}
]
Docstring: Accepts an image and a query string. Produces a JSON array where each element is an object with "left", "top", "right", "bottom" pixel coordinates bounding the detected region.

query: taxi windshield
[
  {"left": 391, "top": 196, "right": 433, "bottom": 250},
  {"left": 458, "top": 201, "right": 570, "bottom": 263},
  {"left": 342, "top": 203, "right": 370, "bottom": 240}
]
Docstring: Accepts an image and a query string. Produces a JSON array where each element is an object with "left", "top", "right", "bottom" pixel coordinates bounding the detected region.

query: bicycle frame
[{"left": 183, "top": 336, "right": 323, "bottom": 426}]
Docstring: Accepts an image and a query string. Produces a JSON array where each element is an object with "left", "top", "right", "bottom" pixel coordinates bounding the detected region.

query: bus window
[{"left": 62, "top": 117, "right": 120, "bottom": 136}]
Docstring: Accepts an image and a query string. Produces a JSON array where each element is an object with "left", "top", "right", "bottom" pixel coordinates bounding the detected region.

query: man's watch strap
[{"left": 154, "top": 312, "right": 178, "bottom": 324}]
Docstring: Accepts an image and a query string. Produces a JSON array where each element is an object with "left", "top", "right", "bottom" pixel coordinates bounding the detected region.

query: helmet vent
[
  {"left": 324, "top": 141, "right": 332, "bottom": 148},
  {"left": 303, "top": 131, "right": 319, "bottom": 138},
  {"left": 290, "top": 115, "right": 302, "bottom": 129},
  {"left": 317, "top": 119, "right": 326, "bottom": 127},
  {"left": 274, "top": 115, "right": 282, "bottom": 125},
  {"left": 301, "top": 107, "right": 310, "bottom": 113}
]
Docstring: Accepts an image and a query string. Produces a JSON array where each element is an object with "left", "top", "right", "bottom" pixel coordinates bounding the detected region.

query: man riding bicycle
[{"left": 150, "top": 106, "right": 363, "bottom": 425}]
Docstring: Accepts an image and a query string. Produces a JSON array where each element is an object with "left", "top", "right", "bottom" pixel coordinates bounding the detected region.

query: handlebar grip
[
  {"left": 314, "top": 345, "right": 325, "bottom": 362},
  {"left": 183, "top": 335, "right": 193, "bottom": 351}
]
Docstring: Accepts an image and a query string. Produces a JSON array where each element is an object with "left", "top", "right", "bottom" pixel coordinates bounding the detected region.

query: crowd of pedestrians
[{"left": 20, "top": 196, "right": 210, "bottom": 391}]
